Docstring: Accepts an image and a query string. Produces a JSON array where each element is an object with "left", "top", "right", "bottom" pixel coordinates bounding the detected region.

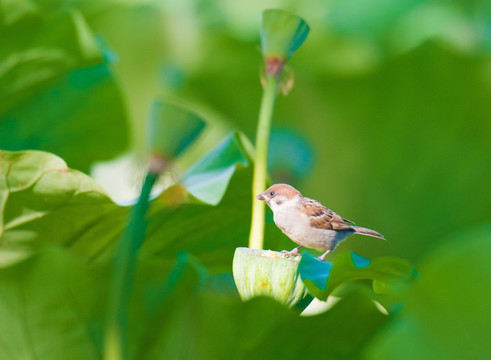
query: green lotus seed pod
[
  {"left": 148, "top": 99, "right": 205, "bottom": 159},
  {"left": 233, "top": 247, "right": 309, "bottom": 308},
  {"left": 260, "top": 9, "right": 310, "bottom": 76}
]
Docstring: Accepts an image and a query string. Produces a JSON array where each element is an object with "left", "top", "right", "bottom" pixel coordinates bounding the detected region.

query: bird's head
[{"left": 256, "top": 183, "right": 301, "bottom": 211}]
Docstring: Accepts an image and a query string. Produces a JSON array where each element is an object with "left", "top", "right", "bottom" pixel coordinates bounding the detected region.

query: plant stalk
[
  {"left": 104, "top": 171, "right": 159, "bottom": 360},
  {"left": 249, "top": 75, "right": 279, "bottom": 249}
]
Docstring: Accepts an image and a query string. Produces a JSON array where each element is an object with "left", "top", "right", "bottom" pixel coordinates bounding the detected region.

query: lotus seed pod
[
  {"left": 260, "top": 9, "right": 309, "bottom": 76},
  {"left": 233, "top": 247, "right": 309, "bottom": 308},
  {"left": 148, "top": 99, "right": 205, "bottom": 159}
]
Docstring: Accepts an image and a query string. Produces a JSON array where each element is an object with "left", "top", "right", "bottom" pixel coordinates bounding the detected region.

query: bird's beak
[{"left": 256, "top": 192, "right": 266, "bottom": 201}]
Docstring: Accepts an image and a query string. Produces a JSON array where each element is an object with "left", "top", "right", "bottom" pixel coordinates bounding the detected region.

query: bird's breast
[{"left": 273, "top": 206, "right": 352, "bottom": 251}]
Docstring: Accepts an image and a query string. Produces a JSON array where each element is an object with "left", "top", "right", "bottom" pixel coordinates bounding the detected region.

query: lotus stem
[
  {"left": 104, "top": 163, "right": 161, "bottom": 360},
  {"left": 248, "top": 10, "right": 309, "bottom": 249},
  {"left": 249, "top": 75, "right": 279, "bottom": 249}
]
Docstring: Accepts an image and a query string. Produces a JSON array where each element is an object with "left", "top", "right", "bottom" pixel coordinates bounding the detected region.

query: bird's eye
[{"left": 270, "top": 191, "right": 275, "bottom": 196}]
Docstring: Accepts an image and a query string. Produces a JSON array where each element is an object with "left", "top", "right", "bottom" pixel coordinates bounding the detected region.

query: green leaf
[
  {"left": 128, "top": 251, "right": 210, "bottom": 359},
  {"left": 237, "top": 291, "right": 386, "bottom": 360},
  {"left": 0, "top": 132, "right": 253, "bottom": 272},
  {"left": 0, "top": 150, "right": 121, "bottom": 265},
  {"left": 299, "top": 251, "right": 415, "bottom": 302},
  {"left": 0, "top": 5, "right": 128, "bottom": 172},
  {"left": 0, "top": 247, "right": 105, "bottom": 359},
  {"left": 0, "top": 244, "right": 387, "bottom": 360},
  {"left": 129, "top": 251, "right": 387, "bottom": 360},
  {"left": 181, "top": 132, "right": 249, "bottom": 205},
  {"left": 103, "top": 99, "right": 206, "bottom": 358},
  {"left": 366, "top": 225, "right": 491, "bottom": 360},
  {"left": 142, "top": 132, "right": 253, "bottom": 271}
]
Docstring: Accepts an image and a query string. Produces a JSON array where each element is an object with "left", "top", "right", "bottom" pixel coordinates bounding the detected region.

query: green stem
[
  {"left": 249, "top": 75, "right": 279, "bottom": 249},
  {"left": 104, "top": 171, "right": 159, "bottom": 360}
]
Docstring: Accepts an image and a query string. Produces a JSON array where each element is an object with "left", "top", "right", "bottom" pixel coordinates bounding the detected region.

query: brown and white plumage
[{"left": 256, "top": 183, "right": 384, "bottom": 260}]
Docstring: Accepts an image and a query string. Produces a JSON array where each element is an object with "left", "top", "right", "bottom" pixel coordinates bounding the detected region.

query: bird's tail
[{"left": 352, "top": 226, "right": 385, "bottom": 240}]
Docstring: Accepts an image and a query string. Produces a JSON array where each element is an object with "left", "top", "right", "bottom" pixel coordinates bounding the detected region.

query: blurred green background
[{"left": 3, "top": 0, "right": 489, "bottom": 262}]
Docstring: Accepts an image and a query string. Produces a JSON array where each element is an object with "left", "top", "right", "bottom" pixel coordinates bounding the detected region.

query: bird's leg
[
  {"left": 282, "top": 245, "right": 303, "bottom": 257},
  {"left": 318, "top": 249, "right": 331, "bottom": 261}
]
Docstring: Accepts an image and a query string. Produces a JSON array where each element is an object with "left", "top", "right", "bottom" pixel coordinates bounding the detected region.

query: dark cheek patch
[{"left": 276, "top": 200, "right": 283, "bottom": 206}]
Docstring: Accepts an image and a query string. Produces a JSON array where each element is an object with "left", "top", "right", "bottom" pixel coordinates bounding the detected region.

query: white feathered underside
[{"left": 271, "top": 197, "right": 352, "bottom": 251}]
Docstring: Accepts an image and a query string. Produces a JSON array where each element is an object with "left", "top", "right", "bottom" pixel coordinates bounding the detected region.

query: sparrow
[{"left": 256, "top": 183, "right": 384, "bottom": 261}]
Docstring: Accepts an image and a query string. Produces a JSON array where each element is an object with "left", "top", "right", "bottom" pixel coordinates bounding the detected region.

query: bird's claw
[
  {"left": 317, "top": 249, "right": 331, "bottom": 262},
  {"left": 281, "top": 248, "right": 300, "bottom": 258}
]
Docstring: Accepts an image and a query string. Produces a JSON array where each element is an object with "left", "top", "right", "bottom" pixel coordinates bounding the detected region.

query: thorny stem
[{"left": 249, "top": 73, "right": 280, "bottom": 249}]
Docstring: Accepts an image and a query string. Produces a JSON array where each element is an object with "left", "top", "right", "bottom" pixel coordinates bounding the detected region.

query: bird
[{"left": 256, "top": 183, "right": 385, "bottom": 261}]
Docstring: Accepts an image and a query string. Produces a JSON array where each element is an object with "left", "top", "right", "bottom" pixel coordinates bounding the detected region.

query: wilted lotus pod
[
  {"left": 233, "top": 247, "right": 309, "bottom": 308},
  {"left": 260, "top": 9, "right": 310, "bottom": 77},
  {"left": 148, "top": 99, "right": 206, "bottom": 163}
]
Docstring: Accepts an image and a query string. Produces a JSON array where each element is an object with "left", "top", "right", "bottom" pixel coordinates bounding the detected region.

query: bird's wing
[{"left": 301, "top": 197, "right": 353, "bottom": 231}]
